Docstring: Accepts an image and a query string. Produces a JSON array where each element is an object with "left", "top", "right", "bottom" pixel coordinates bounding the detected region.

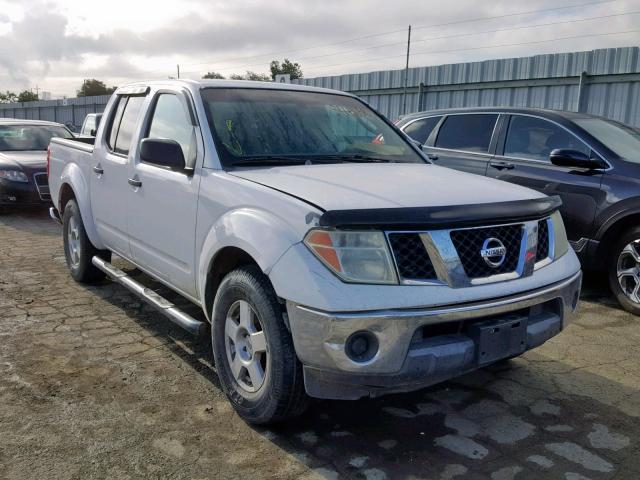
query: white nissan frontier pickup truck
[{"left": 48, "top": 80, "right": 582, "bottom": 424}]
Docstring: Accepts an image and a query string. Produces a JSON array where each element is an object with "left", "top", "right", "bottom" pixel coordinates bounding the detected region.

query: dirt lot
[{"left": 0, "top": 208, "right": 639, "bottom": 480}]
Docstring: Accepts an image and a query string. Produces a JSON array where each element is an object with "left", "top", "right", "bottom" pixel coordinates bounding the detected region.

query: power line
[
  {"left": 302, "top": 29, "right": 640, "bottom": 73},
  {"left": 208, "top": 10, "right": 639, "bottom": 73},
  {"left": 174, "top": 0, "right": 622, "bottom": 71}
]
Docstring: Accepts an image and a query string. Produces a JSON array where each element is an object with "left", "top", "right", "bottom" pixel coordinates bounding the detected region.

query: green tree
[
  {"left": 77, "top": 79, "right": 117, "bottom": 97},
  {"left": 0, "top": 91, "right": 18, "bottom": 103},
  {"left": 17, "top": 90, "right": 38, "bottom": 102},
  {"left": 270, "top": 59, "right": 303, "bottom": 80},
  {"left": 229, "top": 71, "right": 271, "bottom": 81},
  {"left": 202, "top": 71, "right": 225, "bottom": 79}
]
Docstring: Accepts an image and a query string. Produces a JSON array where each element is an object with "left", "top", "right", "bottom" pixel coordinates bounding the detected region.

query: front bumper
[
  {"left": 287, "top": 270, "right": 582, "bottom": 400},
  {"left": 0, "top": 174, "right": 50, "bottom": 206}
]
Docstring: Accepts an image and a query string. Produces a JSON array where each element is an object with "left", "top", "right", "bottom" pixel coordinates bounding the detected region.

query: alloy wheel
[
  {"left": 67, "top": 216, "right": 82, "bottom": 268},
  {"left": 224, "top": 300, "right": 268, "bottom": 393},
  {"left": 616, "top": 239, "right": 640, "bottom": 304}
]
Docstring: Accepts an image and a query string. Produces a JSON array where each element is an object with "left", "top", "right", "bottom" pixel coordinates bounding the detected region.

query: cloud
[{"left": 0, "top": 0, "right": 638, "bottom": 96}]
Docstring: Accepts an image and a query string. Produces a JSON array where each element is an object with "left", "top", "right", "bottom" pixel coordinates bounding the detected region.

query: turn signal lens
[
  {"left": 304, "top": 229, "right": 398, "bottom": 284},
  {"left": 551, "top": 211, "right": 569, "bottom": 259}
]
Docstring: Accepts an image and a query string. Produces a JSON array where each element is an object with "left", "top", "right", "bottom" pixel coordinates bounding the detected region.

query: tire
[
  {"left": 211, "top": 265, "right": 308, "bottom": 424},
  {"left": 608, "top": 226, "right": 640, "bottom": 315},
  {"left": 62, "top": 199, "right": 111, "bottom": 283}
]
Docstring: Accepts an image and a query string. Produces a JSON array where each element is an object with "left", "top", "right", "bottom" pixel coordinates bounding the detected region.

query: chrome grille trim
[{"left": 387, "top": 217, "right": 556, "bottom": 287}]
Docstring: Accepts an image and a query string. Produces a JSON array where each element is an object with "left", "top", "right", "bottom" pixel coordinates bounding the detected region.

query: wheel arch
[
  {"left": 203, "top": 246, "right": 261, "bottom": 323},
  {"left": 58, "top": 162, "right": 105, "bottom": 249},
  {"left": 198, "top": 208, "right": 300, "bottom": 321},
  {"left": 595, "top": 210, "right": 640, "bottom": 268}
]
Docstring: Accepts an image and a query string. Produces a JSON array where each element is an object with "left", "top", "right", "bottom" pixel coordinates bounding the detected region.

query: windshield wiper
[
  {"left": 231, "top": 156, "right": 309, "bottom": 167},
  {"left": 322, "top": 154, "right": 394, "bottom": 163}
]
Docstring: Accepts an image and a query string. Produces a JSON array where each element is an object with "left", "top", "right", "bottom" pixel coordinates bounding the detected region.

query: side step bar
[
  {"left": 91, "top": 256, "right": 208, "bottom": 337},
  {"left": 49, "top": 207, "right": 62, "bottom": 225}
]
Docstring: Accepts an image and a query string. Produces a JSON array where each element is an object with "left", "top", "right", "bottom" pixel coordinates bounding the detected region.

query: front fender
[
  {"left": 60, "top": 162, "right": 105, "bottom": 249},
  {"left": 197, "top": 207, "right": 302, "bottom": 306}
]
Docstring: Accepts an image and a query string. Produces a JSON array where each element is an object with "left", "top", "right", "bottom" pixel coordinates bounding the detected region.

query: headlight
[
  {"left": 304, "top": 229, "right": 398, "bottom": 284},
  {"left": 551, "top": 211, "right": 569, "bottom": 259},
  {"left": 0, "top": 170, "right": 28, "bottom": 183}
]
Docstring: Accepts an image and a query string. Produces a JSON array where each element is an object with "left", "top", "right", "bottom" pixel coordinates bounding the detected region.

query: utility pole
[
  {"left": 402, "top": 25, "right": 411, "bottom": 116},
  {"left": 177, "top": 65, "right": 180, "bottom": 79}
]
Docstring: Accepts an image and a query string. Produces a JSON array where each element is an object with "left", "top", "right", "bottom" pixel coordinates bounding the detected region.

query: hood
[
  {"left": 0, "top": 151, "right": 47, "bottom": 169},
  {"left": 229, "top": 163, "right": 544, "bottom": 211}
]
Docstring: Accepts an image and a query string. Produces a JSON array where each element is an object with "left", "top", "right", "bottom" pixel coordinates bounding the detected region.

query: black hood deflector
[{"left": 319, "top": 195, "right": 562, "bottom": 230}]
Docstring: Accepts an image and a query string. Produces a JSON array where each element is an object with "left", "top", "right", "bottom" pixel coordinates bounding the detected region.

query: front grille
[
  {"left": 536, "top": 219, "right": 550, "bottom": 261},
  {"left": 388, "top": 233, "right": 437, "bottom": 281},
  {"left": 450, "top": 224, "right": 523, "bottom": 278},
  {"left": 33, "top": 173, "right": 50, "bottom": 201}
]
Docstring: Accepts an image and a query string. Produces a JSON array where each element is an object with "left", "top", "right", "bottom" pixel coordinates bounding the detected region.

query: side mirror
[
  {"left": 549, "top": 149, "right": 605, "bottom": 169},
  {"left": 140, "top": 138, "right": 186, "bottom": 171},
  {"left": 90, "top": 129, "right": 96, "bottom": 137}
]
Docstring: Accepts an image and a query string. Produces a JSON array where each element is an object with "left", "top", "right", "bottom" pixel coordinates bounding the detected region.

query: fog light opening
[{"left": 345, "top": 331, "right": 379, "bottom": 363}]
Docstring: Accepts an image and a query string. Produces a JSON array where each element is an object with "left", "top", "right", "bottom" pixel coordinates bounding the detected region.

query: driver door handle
[
  {"left": 128, "top": 178, "right": 142, "bottom": 188},
  {"left": 427, "top": 154, "right": 439, "bottom": 161},
  {"left": 92, "top": 165, "right": 104, "bottom": 175},
  {"left": 489, "top": 160, "right": 515, "bottom": 170}
]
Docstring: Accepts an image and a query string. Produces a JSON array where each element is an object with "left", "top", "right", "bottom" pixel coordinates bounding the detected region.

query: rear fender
[{"left": 59, "top": 162, "right": 105, "bottom": 249}]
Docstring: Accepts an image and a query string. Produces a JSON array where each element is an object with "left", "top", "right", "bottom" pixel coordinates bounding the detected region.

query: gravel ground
[{"left": 0, "top": 208, "right": 638, "bottom": 480}]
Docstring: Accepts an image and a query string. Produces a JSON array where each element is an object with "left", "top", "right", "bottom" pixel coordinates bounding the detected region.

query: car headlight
[
  {"left": 0, "top": 170, "right": 28, "bottom": 183},
  {"left": 551, "top": 211, "right": 569, "bottom": 259},
  {"left": 304, "top": 229, "right": 398, "bottom": 284}
]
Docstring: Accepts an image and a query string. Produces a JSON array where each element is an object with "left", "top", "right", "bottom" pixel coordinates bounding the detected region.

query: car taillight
[{"left": 46, "top": 146, "right": 51, "bottom": 177}]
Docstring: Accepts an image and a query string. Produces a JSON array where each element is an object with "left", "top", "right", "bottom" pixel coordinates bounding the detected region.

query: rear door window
[
  {"left": 504, "top": 115, "right": 591, "bottom": 162},
  {"left": 435, "top": 114, "right": 498, "bottom": 153},
  {"left": 106, "top": 95, "right": 145, "bottom": 155},
  {"left": 402, "top": 116, "right": 441, "bottom": 144}
]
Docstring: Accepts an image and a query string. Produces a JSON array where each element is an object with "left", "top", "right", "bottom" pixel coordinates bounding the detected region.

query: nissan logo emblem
[{"left": 480, "top": 237, "right": 507, "bottom": 268}]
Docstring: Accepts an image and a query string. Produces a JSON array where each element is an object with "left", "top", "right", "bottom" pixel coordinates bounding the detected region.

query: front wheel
[
  {"left": 62, "top": 199, "right": 110, "bottom": 283},
  {"left": 608, "top": 226, "right": 640, "bottom": 315},
  {"left": 211, "top": 266, "right": 307, "bottom": 424}
]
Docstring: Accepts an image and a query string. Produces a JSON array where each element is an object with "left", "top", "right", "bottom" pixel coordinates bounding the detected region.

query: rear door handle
[
  {"left": 489, "top": 160, "right": 515, "bottom": 170},
  {"left": 128, "top": 178, "right": 142, "bottom": 188},
  {"left": 92, "top": 165, "right": 104, "bottom": 175}
]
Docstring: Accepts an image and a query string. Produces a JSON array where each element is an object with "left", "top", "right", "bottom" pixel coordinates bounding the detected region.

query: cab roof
[{"left": 115, "top": 79, "right": 356, "bottom": 98}]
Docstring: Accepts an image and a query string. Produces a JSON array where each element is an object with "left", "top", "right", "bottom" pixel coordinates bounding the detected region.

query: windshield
[
  {"left": 573, "top": 118, "right": 640, "bottom": 163},
  {"left": 201, "top": 88, "right": 424, "bottom": 166},
  {"left": 0, "top": 125, "right": 74, "bottom": 151}
]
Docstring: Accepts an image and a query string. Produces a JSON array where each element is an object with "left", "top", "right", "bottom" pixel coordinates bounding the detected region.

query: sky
[{"left": 0, "top": 0, "right": 639, "bottom": 98}]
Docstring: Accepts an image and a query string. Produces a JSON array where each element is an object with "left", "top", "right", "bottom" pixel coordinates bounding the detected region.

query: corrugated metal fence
[
  {"left": 293, "top": 46, "right": 640, "bottom": 127},
  {"left": 1, "top": 47, "right": 639, "bottom": 128},
  {"left": 0, "top": 95, "right": 111, "bottom": 129}
]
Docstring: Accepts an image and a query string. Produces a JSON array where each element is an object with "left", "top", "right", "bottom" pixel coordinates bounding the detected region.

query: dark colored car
[
  {"left": 0, "top": 119, "right": 74, "bottom": 212},
  {"left": 396, "top": 107, "right": 640, "bottom": 314}
]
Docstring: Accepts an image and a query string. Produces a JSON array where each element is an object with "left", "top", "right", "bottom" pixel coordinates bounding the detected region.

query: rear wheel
[
  {"left": 62, "top": 199, "right": 110, "bottom": 283},
  {"left": 608, "top": 226, "right": 640, "bottom": 315},
  {"left": 211, "top": 265, "right": 307, "bottom": 424}
]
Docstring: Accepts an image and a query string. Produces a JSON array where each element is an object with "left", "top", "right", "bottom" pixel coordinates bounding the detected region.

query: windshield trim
[{"left": 200, "top": 87, "right": 427, "bottom": 169}]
